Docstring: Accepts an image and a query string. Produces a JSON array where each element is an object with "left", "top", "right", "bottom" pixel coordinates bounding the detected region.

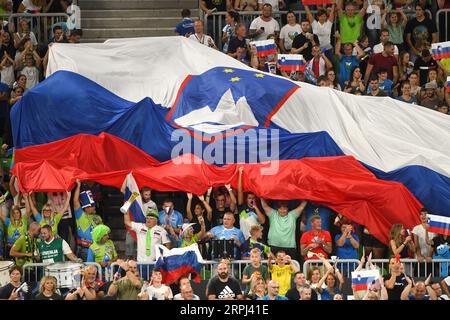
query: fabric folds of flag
[
  {"left": 252, "top": 39, "right": 277, "bottom": 57},
  {"left": 123, "top": 173, "right": 146, "bottom": 240},
  {"left": 351, "top": 269, "right": 380, "bottom": 292},
  {"left": 155, "top": 244, "right": 204, "bottom": 284},
  {"left": 428, "top": 214, "right": 450, "bottom": 235},
  {"left": 431, "top": 41, "right": 450, "bottom": 60},
  {"left": 277, "top": 54, "right": 306, "bottom": 72}
]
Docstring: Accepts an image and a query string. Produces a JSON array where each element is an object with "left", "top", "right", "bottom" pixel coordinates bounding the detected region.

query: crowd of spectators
[{"left": 189, "top": 0, "right": 450, "bottom": 114}]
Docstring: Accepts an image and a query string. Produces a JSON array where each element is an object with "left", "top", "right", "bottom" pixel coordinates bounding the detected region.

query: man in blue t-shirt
[
  {"left": 174, "top": 9, "right": 195, "bottom": 36},
  {"left": 258, "top": 280, "right": 288, "bottom": 300},
  {"left": 206, "top": 212, "right": 245, "bottom": 259},
  {"left": 159, "top": 198, "right": 183, "bottom": 246},
  {"left": 335, "top": 32, "right": 362, "bottom": 88}
]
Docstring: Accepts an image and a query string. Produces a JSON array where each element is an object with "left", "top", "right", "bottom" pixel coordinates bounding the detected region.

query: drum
[
  {"left": 45, "top": 262, "right": 83, "bottom": 289},
  {"left": 211, "top": 239, "right": 236, "bottom": 260},
  {"left": 0, "top": 261, "right": 14, "bottom": 287}
]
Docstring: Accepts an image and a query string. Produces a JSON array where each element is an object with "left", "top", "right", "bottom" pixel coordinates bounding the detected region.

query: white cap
[{"left": 181, "top": 223, "right": 196, "bottom": 234}]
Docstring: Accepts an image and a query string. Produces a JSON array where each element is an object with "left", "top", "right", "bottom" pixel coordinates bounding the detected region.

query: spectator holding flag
[{"left": 159, "top": 198, "right": 183, "bottom": 247}]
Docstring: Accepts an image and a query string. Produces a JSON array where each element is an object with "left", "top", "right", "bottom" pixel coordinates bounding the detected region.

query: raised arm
[
  {"left": 335, "top": 268, "right": 344, "bottom": 291},
  {"left": 23, "top": 193, "right": 33, "bottom": 219},
  {"left": 73, "top": 179, "right": 81, "bottom": 211},
  {"left": 260, "top": 198, "right": 273, "bottom": 216},
  {"left": 198, "top": 195, "right": 212, "bottom": 222},
  {"left": 328, "top": 4, "right": 336, "bottom": 23},
  {"left": 425, "top": 274, "right": 437, "bottom": 300},
  {"left": 293, "top": 200, "right": 308, "bottom": 217},
  {"left": 58, "top": 191, "right": 72, "bottom": 216},
  {"left": 195, "top": 215, "right": 207, "bottom": 240},
  {"left": 186, "top": 193, "right": 193, "bottom": 222},
  {"left": 337, "top": 0, "right": 344, "bottom": 17},
  {"left": 400, "top": 277, "right": 413, "bottom": 300},
  {"left": 9, "top": 175, "right": 18, "bottom": 198},
  {"left": 335, "top": 31, "right": 342, "bottom": 59},
  {"left": 120, "top": 176, "right": 127, "bottom": 194},
  {"left": 123, "top": 210, "right": 132, "bottom": 229},
  {"left": 225, "top": 184, "right": 237, "bottom": 212},
  {"left": 0, "top": 204, "right": 6, "bottom": 223},
  {"left": 237, "top": 166, "right": 244, "bottom": 205},
  {"left": 304, "top": 5, "right": 314, "bottom": 24},
  {"left": 317, "top": 267, "right": 333, "bottom": 293},
  {"left": 359, "top": 0, "right": 368, "bottom": 18}
]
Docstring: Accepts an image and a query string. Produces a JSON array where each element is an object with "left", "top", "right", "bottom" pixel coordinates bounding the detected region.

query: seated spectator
[
  {"left": 395, "top": 81, "right": 417, "bottom": 104},
  {"left": 13, "top": 18, "right": 38, "bottom": 48},
  {"left": 227, "top": 23, "right": 248, "bottom": 63},
  {"left": 335, "top": 223, "right": 359, "bottom": 274},
  {"left": 408, "top": 71, "right": 421, "bottom": 98},
  {"left": 427, "top": 69, "right": 446, "bottom": 100},
  {"left": 38, "top": 224, "right": 81, "bottom": 263},
  {"left": 65, "top": 265, "right": 104, "bottom": 300},
  {"left": 87, "top": 224, "right": 118, "bottom": 275},
  {"left": 383, "top": 255, "right": 409, "bottom": 300},
  {"left": 9, "top": 83, "right": 24, "bottom": 105},
  {"left": 431, "top": 280, "right": 450, "bottom": 300},
  {"left": 300, "top": 215, "right": 332, "bottom": 260},
  {"left": 177, "top": 217, "right": 206, "bottom": 247},
  {"left": 405, "top": 4, "right": 437, "bottom": 59},
  {"left": 401, "top": 275, "right": 437, "bottom": 300},
  {"left": 291, "top": 20, "right": 319, "bottom": 62},
  {"left": 334, "top": 31, "right": 363, "bottom": 88},
  {"left": 205, "top": 211, "right": 245, "bottom": 258},
  {"left": 344, "top": 66, "right": 366, "bottom": 93},
  {"left": 222, "top": 11, "right": 239, "bottom": 53},
  {"left": 0, "top": 51, "right": 15, "bottom": 88},
  {"left": 326, "top": 69, "right": 341, "bottom": 91},
  {"left": 414, "top": 49, "right": 437, "bottom": 87},
  {"left": 437, "top": 103, "right": 449, "bottom": 115},
  {"left": 268, "top": 250, "right": 298, "bottom": 296},
  {"left": 0, "top": 265, "right": 31, "bottom": 300},
  {"left": 304, "top": 5, "right": 335, "bottom": 58},
  {"left": 365, "top": 76, "right": 387, "bottom": 97},
  {"left": 68, "top": 29, "right": 83, "bottom": 44},
  {"left": 138, "top": 269, "right": 173, "bottom": 300},
  {"left": 317, "top": 75, "right": 329, "bottom": 87},
  {"left": 316, "top": 266, "right": 344, "bottom": 300},
  {"left": 245, "top": 275, "right": 266, "bottom": 300},
  {"left": 241, "top": 225, "right": 271, "bottom": 259},
  {"left": 249, "top": 3, "right": 280, "bottom": 41},
  {"left": 337, "top": 0, "right": 367, "bottom": 45},
  {"left": 159, "top": 198, "right": 183, "bottom": 246},
  {"left": 364, "top": 41, "right": 398, "bottom": 86},
  {"left": 174, "top": 9, "right": 195, "bottom": 37},
  {"left": 207, "top": 262, "right": 244, "bottom": 300},
  {"left": 279, "top": 11, "right": 301, "bottom": 54},
  {"left": 107, "top": 259, "right": 143, "bottom": 300},
  {"left": 234, "top": 0, "right": 258, "bottom": 11},
  {"left": 242, "top": 248, "right": 270, "bottom": 293},
  {"left": 420, "top": 81, "right": 443, "bottom": 110},
  {"left": 374, "top": 68, "right": 393, "bottom": 96},
  {"left": 258, "top": 280, "right": 288, "bottom": 300},
  {"left": 299, "top": 284, "right": 313, "bottom": 300},
  {"left": 173, "top": 277, "right": 200, "bottom": 300},
  {"left": 307, "top": 44, "right": 333, "bottom": 79},
  {"left": 286, "top": 272, "right": 318, "bottom": 300},
  {"left": 209, "top": 184, "right": 236, "bottom": 227},
  {"left": 381, "top": 8, "right": 407, "bottom": 52},
  {"left": 34, "top": 275, "right": 62, "bottom": 300},
  {"left": 18, "top": 0, "right": 45, "bottom": 13},
  {"left": 9, "top": 221, "right": 40, "bottom": 266},
  {"left": 373, "top": 29, "right": 400, "bottom": 57},
  {"left": 398, "top": 51, "right": 414, "bottom": 83}
]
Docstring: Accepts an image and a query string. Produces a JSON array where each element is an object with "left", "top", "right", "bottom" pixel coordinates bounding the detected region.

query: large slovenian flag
[
  {"left": 431, "top": 41, "right": 450, "bottom": 60},
  {"left": 252, "top": 39, "right": 277, "bottom": 57},
  {"left": 277, "top": 54, "right": 306, "bottom": 72},
  {"left": 9, "top": 37, "right": 450, "bottom": 244},
  {"left": 122, "top": 173, "right": 146, "bottom": 240},
  {"left": 351, "top": 269, "right": 380, "bottom": 292},
  {"left": 155, "top": 244, "right": 204, "bottom": 284}
]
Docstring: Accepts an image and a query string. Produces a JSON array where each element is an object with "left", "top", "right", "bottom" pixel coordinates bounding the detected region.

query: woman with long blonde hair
[
  {"left": 0, "top": 204, "right": 31, "bottom": 257},
  {"left": 35, "top": 276, "right": 62, "bottom": 300},
  {"left": 389, "top": 223, "right": 415, "bottom": 260},
  {"left": 246, "top": 276, "right": 266, "bottom": 300}
]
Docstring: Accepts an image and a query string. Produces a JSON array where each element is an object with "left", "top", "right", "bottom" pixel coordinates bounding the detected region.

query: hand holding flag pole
[{"left": 120, "top": 191, "right": 140, "bottom": 214}]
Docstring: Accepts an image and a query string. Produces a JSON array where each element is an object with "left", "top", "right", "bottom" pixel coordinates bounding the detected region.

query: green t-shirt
[
  {"left": 38, "top": 237, "right": 65, "bottom": 263},
  {"left": 339, "top": 15, "right": 363, "bottom": 44},
  {"left": 115, "top": 278, "right": 144, "bottom": 300},
  {"left": 12, "top": 234, "right": 38, "bottom": 266},
  {"left": 387, "top": 24, "right": 404, "bottom": 45},
  {"left": 243, "top": 263, "right": 269, "bottom": 294},
  {"left": 179, "top": 234, "right": 199, "bottom": 248},
  {"left": 36, "top": 212, "right": 62, "bottom": 236},
  {"left": 6, "top": 216, "right": 28, "bottom": 245},
  {"left": 88, "top": 240, "right": 118, "bottom": 264},
  {"left": 267, "top": 210, "right": 298, "bottom": 248}
]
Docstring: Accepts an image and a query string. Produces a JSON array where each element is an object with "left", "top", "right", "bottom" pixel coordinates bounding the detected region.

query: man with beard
[
  {"left": 207, "top": 262, "right": 244, "bottom": 300},
  {"left": 38, "top": 224, "right": 81, "bottom": 263}
]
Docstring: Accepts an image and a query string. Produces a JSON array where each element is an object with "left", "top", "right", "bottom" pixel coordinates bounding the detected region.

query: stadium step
[
  {"left": 82, "top": 17, "right": 181, "bottom": 29},
  {"left": 82, "top": 9, "right": 199, "bottom": 19},
  {"left": 82, "top": 27, "right": 175, "bottom": 39},
  {"left": 78, "top": 0, "right": 198, "bottom": 10}
]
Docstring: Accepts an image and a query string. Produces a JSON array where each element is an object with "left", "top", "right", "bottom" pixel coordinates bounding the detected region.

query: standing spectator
[
  {"left": 87, "top": 224, "right": 118, "bottom": 274},
  {"left": 38, "top": 224, "right": 81, "bottom": 263},
  {"left": 242, "top": 248, "right": 270, "bottom": 293},
  {"left": 123, "top": 208, "right": 171, "bottom": 263},
  {"left": 178, "top": 217, "right": 206, "bottom": 247},
  {"left": 0, "top": 266, "right": 30, "bottom": 300},
  {"left": 107, "top": 260, "right": 143, "bottom": 300},
  {"left": 337, "top": 0, "right": 368, "bottom": 45},
  {"left": 381, "top": 8, "right": 407, "bottom": 52},
  {"left": 334, "top": 31, "right": 363, "bottom": 88},
  {"left": 9, "top": 221, "right": 40, "bottom": 266},
  {"left": 304, "top": 5, "right": 335, "bottom": 58},
  {"left": 237, "top": 167, "right": 265, "bottom": 240},
  {"left": 364, "top": 41, "right": 398, "bottom": 86},
  {"left": 227, "top": 23, "right": 248, "bottom": 63},
  {"left": 27, "top": 193, "right": 69, "bottom": 236},
  {"left": 279, "top": 11, "right": 301, "bottom": 54},
  {"left": 373, "top": 29, "right": 399, "bottom": 57},
  {"left": 235, "top": 0, "right": 258, "bottom": 11},
  {"left": 412, "top": 208, "right": 435, "bottom": 267},
  {"left": 222, "top": 11, "right": 239, "bottom": 53},
  {"left": 18, "top": 52, "right": 40, "bottom": 90},
  {"left": 268, "top": 250, "right": 298, "bottom": 296},
  {"left": 420, "top": 81, "right": 443, "bottom": 110},
  {"left": 384, "top": 256, "right": 409, "bottom": 300},
  {"left": 401, "top": 276, "right": 437, "bottom": 300},
  {"left": 316, "top": 266, "right": 344, "bottom": 300},
  {"left": 405, "top": 4, "right": 437, "bottom": 59},
  {"left": 307, "top": 44, "right": 333, "bottom": 78},
  {"left": 207, "top": 262, "right": 244, "bottom": 300},
  {"left": 249, "top": 3, "right": 280, "bottom": 41},
  {"left": 18, "top": 0, "right": 45, "bottom": 13},
  {"left": 413, "top": 49, "right": 437, "bottom": 86},
  {"left": 158, "top": 198, "right": 183, "bottom": 246},
  {"left": 73, "top": 179, "right": 103, "bottom": 260},
  {"left": 34, "top": 276, "right": 61, "bottom": 300},
  {"left": 138, "top": 269, "right": 173, "bottom": 300},
  {"left": 47, "top": 191, "right": 74, "bottom": 259},
  {"left": 246, "top": 276, "right": 266, "bottom": 300},
  {"left": 68, "top": 29, "right": 82, "bottom": 44},
  {"left": 260, "top": 199, "right": 307, "bottom": 259},
  {"left": 205, "top": 212, "right": 245, "bottom": 258},
  {"left": 300, "top": 215, "right": 332, "bottom": 260},
  {"left": 395, "top": 81, "right": 417, "bottom": 104},
  {"left": 241, "top": 224, "right": 271, "bottom": 259},
  {"left": 437, "top": 103, "right": 449, "bottom": 115},
  {"left": 258, "top": 280, "right": 288, "bottom": 300},
  {"left": 173, "top": 277, "right": 200, "bottom": 300},
  {"left": 317, "top": 75, "right": 329, "bottom": 87},
  {"left": 66, "top": 265, "right": 104, "bottom": 300},
  {"left": 44, "top": 0, "right": 68, "bottom": 13},
  {"left": 398, "top": 51, "right": 414, "bottom": 83},
  {"left": 431, "top": 281, "right": 450, "bottom": 300},
  {"left": 290, "top": 20, "right": 319, "bottom": 62},
  {"left": 174, "top": 9, "right": 195, "bottom": 37},
  {"left": 13, "top": 18, "right": 38, "bottom": 48},
  {"left": 209, "top": 184, "right": 236, "bottom": 227},
  {"left": 335, "top": 223, "right": 359, "bottom": 274},
  {"left": 344, "top": 66, "right": 366, "bottom": 93},
  {"left": 258, "top": 0, "right": 285, "bottom": 11},
  {"left": 0, "top": 205, "right": 28, "bottom": 258},
  {"left": 327, "top": 69, "right": 342, "bottom": 90},
  {"left": 286, "top": 272, "right": 318, "bottom": 300},
  {"left": 199, "top": 0, "right": 231, "bottom": 38}
]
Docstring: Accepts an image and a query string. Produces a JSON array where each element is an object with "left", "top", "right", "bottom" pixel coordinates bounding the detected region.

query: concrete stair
[{"left": 78, "top": 0, "right": 199, "bottom": 43}]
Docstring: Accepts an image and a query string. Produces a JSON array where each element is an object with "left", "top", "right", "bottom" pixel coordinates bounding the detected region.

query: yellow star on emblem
[
  {"left": 255, "top": 73, "right": 265, "bottom": 78},
  {"left": 224, "top": 69, "right": 234, "bottom": 73},
  {"left": 230, "top": 77, "right": 241, "bottom": 82}
]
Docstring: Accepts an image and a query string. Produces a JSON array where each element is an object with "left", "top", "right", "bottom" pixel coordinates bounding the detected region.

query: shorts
[{"left": 362, "top": 233, "right": 386, "bottom": 249}]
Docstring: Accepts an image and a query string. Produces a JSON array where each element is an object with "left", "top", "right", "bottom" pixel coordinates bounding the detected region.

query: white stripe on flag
[
  {"left": 155, "top": 244, "right": 205, "bottom": 263},
  {"left": 124, "top": 172, "right": 145, "bottom": 217},
  {"left": 428, "top": 214, "right": 450, "bottom": 224}
]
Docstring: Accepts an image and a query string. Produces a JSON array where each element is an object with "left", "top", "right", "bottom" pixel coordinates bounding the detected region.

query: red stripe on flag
[
  {"left": 264, "top": 85, "right": 300, "bottom": 127},
  {"left": 165, "top": 75, "right": 193, "bottom": 121}
]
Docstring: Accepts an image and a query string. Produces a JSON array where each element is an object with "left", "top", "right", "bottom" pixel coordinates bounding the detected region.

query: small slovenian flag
[
  {"left": 155, "top": 244, "right": 204, "bottom": 284},
  {"left": 431, "top": 41, "right": 450, "bottom": 60},
  {"left": 252, "top": 39, "right": 277, "bottom": 57},
  {"left": 351, "top": 269, "right": 380, "bottom": 292},
  {"left": 428, "top": 214, "right": 450, "bottom": 236},
  {"left": 277, "top": 54, "right": 306, "bottom": 72},
  {"left": 447, "top": 76, "right": 450, "bottom": 93}
]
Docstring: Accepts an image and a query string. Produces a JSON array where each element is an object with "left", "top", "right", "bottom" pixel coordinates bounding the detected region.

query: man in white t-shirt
[
  {"left": 279, "top": 11, "right": 301, "bottom": 53},
  {"left": 188, "top": 19, "right": 217, "bottom": 48},
  {"left": 249, "top": 3, "right": 280, "bottom": 41},
  {"left": 138, "top": 269, "right": 173, "bottom": 300},
  {"left": 373, "top": 29, "right": 399, "bottom": 57},
  {"left": 412, "top": 208, "right": 435, "bottom": 262},
  {"left": 258, "top": 0, "right": 285, "bottom": 11},
  {"left": 123, "top": 208, "right": 171, "bottom": 263}
]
